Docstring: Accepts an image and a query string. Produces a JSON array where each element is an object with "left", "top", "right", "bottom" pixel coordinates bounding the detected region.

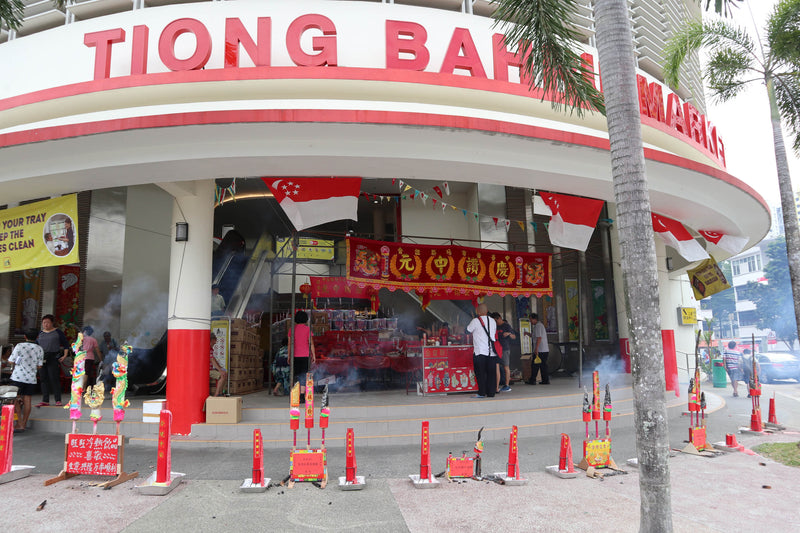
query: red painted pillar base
[{"left": 166, "top": 329, "right": 210, "bottom": 434}]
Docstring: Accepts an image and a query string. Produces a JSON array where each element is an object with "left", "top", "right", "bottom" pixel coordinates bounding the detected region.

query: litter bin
[{"left": 712, "top": 358, "right": 727, "bottom": 388}]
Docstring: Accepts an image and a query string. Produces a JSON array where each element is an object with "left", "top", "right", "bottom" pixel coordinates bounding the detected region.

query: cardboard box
[
  {"left": 142, "top": 399, "right": 167, "bottom": 423},
  {"left": 205, "top": 396, "right": 242, "bottom": 423}
]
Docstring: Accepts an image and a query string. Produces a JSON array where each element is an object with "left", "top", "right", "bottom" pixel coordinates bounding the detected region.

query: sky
[{"left": 705, "top": 0, "right": 800, "bottom": 209}]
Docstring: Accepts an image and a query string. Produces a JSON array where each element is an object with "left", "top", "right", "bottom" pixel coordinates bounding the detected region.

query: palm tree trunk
[
  {"left": 767, "top": 77, "right": 800, "bottom": 348},
  {"left": 593, "top": 1, "right": 673, "bottom": 531}
]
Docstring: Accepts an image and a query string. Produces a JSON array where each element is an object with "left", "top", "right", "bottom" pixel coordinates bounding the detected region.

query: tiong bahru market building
[{"left": 0, "top": 0, "right": 769, "bottom": 433}]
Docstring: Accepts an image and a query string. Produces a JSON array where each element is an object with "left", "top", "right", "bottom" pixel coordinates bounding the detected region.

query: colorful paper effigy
[
  {"left": 111, "top": 344, "right": 131, "bottom": 428},
  {"left": 65, "top": 333, "right": 85, "bottom": 422},
  {"left": 83, "top": 382, "right": 105, "bottom": 435}
]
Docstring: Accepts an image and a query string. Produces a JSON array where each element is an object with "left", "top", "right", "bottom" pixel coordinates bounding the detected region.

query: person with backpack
[{"left": 467, "top": 303, "right": 498, "bottom": 398}]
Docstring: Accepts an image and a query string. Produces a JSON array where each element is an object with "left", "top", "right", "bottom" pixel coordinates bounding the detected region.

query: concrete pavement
[{"left": 3, "top": 379, "right": 800, "bottom": 532}]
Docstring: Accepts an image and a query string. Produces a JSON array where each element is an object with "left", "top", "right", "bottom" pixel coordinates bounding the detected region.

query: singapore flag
[
  {"left": 651, "top": 213, "right": 709, "bottom": 262},
  {"left": 539, "top": 192, "right": 604, "bottom": 252},
  {"left": 698, "top": 230, "right": 748, "bottom": 255},
  {"left": 263, "top": 177, "right": 361, "bottom": 231}
]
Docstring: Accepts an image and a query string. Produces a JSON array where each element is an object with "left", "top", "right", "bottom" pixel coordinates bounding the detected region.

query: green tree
[
  {"left": 0, "top": 0, "right": 64, "bottom": 31},
  {"left": 665, "top": 0, "right": 800, "bottom": 355},
  {"left": 748, "top": 238, "right": 798, "bottom": 349}
]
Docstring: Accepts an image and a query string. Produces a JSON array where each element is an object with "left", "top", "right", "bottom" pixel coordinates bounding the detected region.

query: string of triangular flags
[
  {"left": 386, "top": 178, "right": 546, "bottom": 235},
  {"left": 214, "top": 178, "right": 237, "bottom": 207}
]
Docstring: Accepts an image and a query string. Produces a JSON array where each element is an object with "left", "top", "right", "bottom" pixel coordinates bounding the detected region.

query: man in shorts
[
  {"left": 722, "top": 340, "right": 745, "bottom": 397},
  {"left": 8, "top": 330, "right": 44, "bottom": 432}
]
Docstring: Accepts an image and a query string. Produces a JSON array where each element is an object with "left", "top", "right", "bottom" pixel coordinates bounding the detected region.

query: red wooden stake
[
  {"left": 345, "top": 428, "right": 357, "bottom": 483},
  {"left": 558, "top": 433, "right": 575, "bottom": 473},
  {"left": 0, "top": 405, "right": 14, "bottom": 475},
  {"left": 155, "top": 410, "right": 172, "bottom": 484},
  {"left": 506, "top": 425, "right": 519, "bottom": 479},
  {"left": 419, "top": 421, "right": 431, "bottom": 481},
  {"left": 252, "top": 429, "right": 264, "bottom": 486}
]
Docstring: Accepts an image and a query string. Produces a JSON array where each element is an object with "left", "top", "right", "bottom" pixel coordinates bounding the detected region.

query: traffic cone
[
  {"left": 410, "top": 421, "right": 439, "bottom": 488},
  {"left": 750, "top": 409, "right": 763, "bottom": 432},
  {"left": 768, "top": 396, "right": 778, "bottom": 425},
  {"left": 339, "top": 427, "right": 365, "bottom": 490}
]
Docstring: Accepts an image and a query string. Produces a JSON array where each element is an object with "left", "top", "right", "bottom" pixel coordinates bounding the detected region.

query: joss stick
[
  {"left": 319, "top": 385, "right": 329, "bottom": 449},
  {"left": 305, "top": 374, "right": 314, "bottom": 449},
  {"left": 84, "top": 383, "right": 105, "bottom": 435},
  {"left": 112, "top": 344, "right": 131, "bottom": 435},
  {"left": 603, "top": 384, "right": 612, "bottom": 439},
  {"left": 67, "top": 333, "right": 86, "bottom": 433}
]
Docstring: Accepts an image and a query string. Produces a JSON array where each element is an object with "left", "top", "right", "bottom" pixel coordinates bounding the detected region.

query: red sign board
[
  {"left": 346, "top": 237, "right": 552, "bottom": 298},
  {"left": 65, "top": 434, "right": 121, "bottom": 476},
  {"left": 423, "top": 346, "right": 477, "bottom": 393},
  {"left": 290, "top": 449, "right": 327, "bottom": 482},
  {"left": 446, "top": 456, "right": 474, "bottom": 478}
]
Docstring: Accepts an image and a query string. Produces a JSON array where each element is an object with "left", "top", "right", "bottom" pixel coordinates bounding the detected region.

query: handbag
[{"left": 479, "top": 316, "right": 502, "bottom": 356}]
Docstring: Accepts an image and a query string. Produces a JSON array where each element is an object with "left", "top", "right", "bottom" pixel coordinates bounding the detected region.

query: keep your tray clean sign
[{"left": 0, "top": 195, "right": 79, "bottom": 273}]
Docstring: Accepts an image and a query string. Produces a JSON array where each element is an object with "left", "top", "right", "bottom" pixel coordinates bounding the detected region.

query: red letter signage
[
  {"left": 84, "top": 28, "right": 125, "bottom": 80},
  {"left": 224, "top": 17, "right": 271, "bottom": 68},
  {"left": 492, "top": 34, "right": 529, "bottom": 85},
  {"left": 158, "top": 18, "right": 212, "bottom": 71},
  {"left": 440, "top": 28, "right": 486, "bottom": 78},
  {"left": 385, "top": 20, "right": 429, "bottom": 71},
  {"left": 636, "top": 75, "right": 664, "bottom": 122},
  {"left": 286, "top": 14, "right": 337, "bottom": 66}
]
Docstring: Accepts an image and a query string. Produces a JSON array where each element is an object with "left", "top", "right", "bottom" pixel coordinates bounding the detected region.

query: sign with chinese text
[
  {"left": 678, "top": 307, "right": 697, "bottom": 325},
  {"left": 446, "top": 456, "right": 475, "bottom": 478},
  {"left": 290, "top": 449, "right": 327, "bottom": 482},
  {"left": 422, "top": 346, "right": 477, "bottom": 393},
  {"left": 0, "top": 195, "right": 79, "bottom": 273},
  {"left": 583, "top": 439, "right": 612, "bottom": 468},
  {"left": 65, "top": 434, "right": 122, "bottom": 476},
  {"left": 277, "top": 237, "right": 335, "bottom": 261},
  {"left": 687, "top": 258, "right": 731, "bottom": 300},
  {"left": 309, "top": 277, "right": 375, "bottom": 300},
  {"left": 346, "top": 238, "right": 552, "bottom": 297}
]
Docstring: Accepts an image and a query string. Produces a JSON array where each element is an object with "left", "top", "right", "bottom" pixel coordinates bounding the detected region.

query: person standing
[
  {"left": 209, "top": 333, "right": 228, "bottom": 397},
  {"left": 8, "top": 329, "right": 44, "bottom": 432},
  {"left": 36, "top": 314, "right": 69, "bottom": 407},
  {"left": 490, "top": 312, "right": 516, "bottom": 393},
  {"left": 80, "top": 326, "right": 101, "bottom": 386},
  {"left": 467, "top": 303, "right": 498, "bottom": 398},
  {"left": 527, "top": 313, "right": 550, "bottom": 385},
  {"left": 723, "top": 340, "right": 745, "bottom": 397},
  {"left": 211, "top": 284, "right": 226, "bottom": 316},
  {"left": 292, "top": 310, "right": 316, "bottom": 402}
]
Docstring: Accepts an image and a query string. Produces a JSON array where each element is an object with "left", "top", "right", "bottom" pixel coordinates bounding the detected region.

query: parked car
[{"left": 742, "top": 352, "right": 800, "bottom": 383}]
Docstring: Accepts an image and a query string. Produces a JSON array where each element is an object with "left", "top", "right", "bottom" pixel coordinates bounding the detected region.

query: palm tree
[
  {"left": 664, "top": 0, "right": 800, "bottom": 355},
  {"left": 492, "top": 0, "right": 672, "bottom": 530},
  {"left": 0, "top": 0, "right": 65, "bottom": 31}
]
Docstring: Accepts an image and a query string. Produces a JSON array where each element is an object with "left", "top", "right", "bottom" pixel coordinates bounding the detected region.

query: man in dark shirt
[{"left": 490, "top": 312, "right": 516, "bottom": 393}]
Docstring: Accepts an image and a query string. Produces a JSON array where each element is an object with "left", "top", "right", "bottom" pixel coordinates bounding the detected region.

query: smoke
[{"left": 591, "top": 355, "right": 628, "bottom": 387}]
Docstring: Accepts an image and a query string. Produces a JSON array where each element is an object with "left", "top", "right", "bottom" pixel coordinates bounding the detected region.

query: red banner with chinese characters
[
  {"left": 65, "top": 433, "right": 121, "bottom": 476},
  {"left": 310, "top": 277, "right": 375, "bottom": 300},
  {"left": 55, "top": 265, "right": 81, "bottom": 342},
  {"left": 345, "top": 237, "right": 552, "bottom": 297}
]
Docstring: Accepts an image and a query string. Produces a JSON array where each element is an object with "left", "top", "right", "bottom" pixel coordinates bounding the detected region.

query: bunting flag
[
  {"left": 443, "top": 182, "right": 450, "bottom": 195},
  {"left": 493, "top": 217, "right": 499, "bottom": 228},
  {"left": 504, "top": 220, "right": 511, "bottom": 232},
  {"left": 404, "top": 185, "right": 411, "bottom": 192},
  {"left": 539, "top": 192, "right": 604, "bottom": 252},
  {"left": 263, "top": 177, "right": 361, "bottom": 231},
  {"left": 698, "top": 230, "right": 748, "bottom": 255},
  {"left": 517, "top": 221, "right": 525, "bottom": 232},
  {"left": 651, "top": 213, "right": 710, "bottom": 262}
]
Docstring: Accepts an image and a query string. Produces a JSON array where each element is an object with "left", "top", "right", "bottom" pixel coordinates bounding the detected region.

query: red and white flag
[
  {"left": 263, "top": 177, "right": 361, "bottom": 231},
  {"left": 698, "top": 230, "right": 748, "bottom": 255},
  {"left": 651, "top": 214, "right": 709, "bottom": 262},
  {"left": 539, "top": 192, "right": 604, "bottom": 252}
]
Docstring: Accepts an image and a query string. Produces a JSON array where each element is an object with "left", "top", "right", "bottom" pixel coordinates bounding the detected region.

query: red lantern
[{"left": 299, "top": 283, "right": 312, "bottom": 295}]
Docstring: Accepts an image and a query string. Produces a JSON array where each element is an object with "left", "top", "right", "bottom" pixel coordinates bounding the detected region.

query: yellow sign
[
  {"left": 276, "top": 237, "right": 335, "bottom": 260},
  {"left": 679, "top": 307, "right": 697, "bottom": 325},
  {"left": 687, "top": 258, "right": 731, "bottom": 300},
  {"left": 0, "top": 195, "right": 79, "bottom": 273},
  {"left": 584, "top": 439, "right": 612, "bottom": 468}
]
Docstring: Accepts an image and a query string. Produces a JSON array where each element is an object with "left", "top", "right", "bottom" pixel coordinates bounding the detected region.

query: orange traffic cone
[{"left": 768, "top": 396, "right": 778, "bottom": 425}]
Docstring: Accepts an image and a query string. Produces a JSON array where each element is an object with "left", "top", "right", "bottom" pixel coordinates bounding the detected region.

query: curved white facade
[{"left": 0, "top": 0, "right": 770, "bottom": 430}]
